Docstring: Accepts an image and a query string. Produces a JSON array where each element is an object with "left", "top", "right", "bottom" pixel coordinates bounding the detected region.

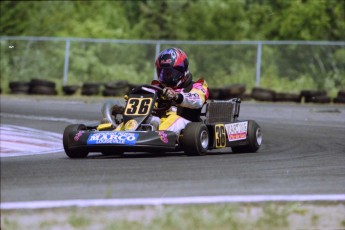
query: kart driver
[{"left": 148, "top": 47, "right": 210, "bottom": 135}]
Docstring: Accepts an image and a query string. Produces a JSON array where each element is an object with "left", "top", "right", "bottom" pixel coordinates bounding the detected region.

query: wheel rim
[
  {"left": 200, "top": 130, "right": 209, "bottom": 149},
  {"left": 256, "top": 128, "right": 262, "bottom": 146}
]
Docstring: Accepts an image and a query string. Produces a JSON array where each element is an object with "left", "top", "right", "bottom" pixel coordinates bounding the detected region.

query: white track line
[
  {"left": 0, "top": 112, "right": 97, "bottom": 124},
  {"left": 0, "top": 125, "right": 64, "bottom": 157},
  {"left": 1, "top": 194, "right": 345, "bottom": 210}
]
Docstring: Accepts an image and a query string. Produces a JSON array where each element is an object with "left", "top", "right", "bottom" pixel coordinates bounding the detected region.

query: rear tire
[
  {"left": 231, "top": 120, "right": 262, "bottom": 153},
  {"left": 182, "top": 122, "right": 209, "bottom": 156},
  {"left": 63, "top": 124, "right": 89, "bottom": 158}
]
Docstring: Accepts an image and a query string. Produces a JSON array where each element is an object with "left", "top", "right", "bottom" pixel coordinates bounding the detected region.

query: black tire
[
  {"left": 30, "top": 79, "right": 56, "bottom": 88},
  {"left": 274, "top": 92, "right": 301, "bottom": 103},
  {"left": 333, "top": 96, "right": 345, "bottom": 104},
  {"left": 63, "top": 124, "right": 89, "bottom": 158},
  {"left": 62, "top": 85, "right": 80, "bottom": 95},
  {"left": 82, "top": 82, "right": 100, "bottom": 88},
  {"left": 231, "top": 120, "right": 262, "bottom": 153},
  {"left": 209, "top": 88, "right": 221, "bottom": 100},
  {"left": 29, "top": 85, "right": 58, "bottom": 95},
  {"left": 10, "top": 87, "right": 30, "bottom": 94},
  {"left": 305, "top": 95, "right": 331, "bottom": 104},
  {"left": 82, "top": 83, "right": 100, "bottom": 96},
  {"left": 300, "top": 90, "right": 327, "bottom": 103},
  {"left": 228, "top": 84, "right": 246, "bottom": 96},
  {"left": 9, "top": 81, "right": 30, "bottom": 94},
  {"left": 82, "top": 87, "right": 100, "bottom": 96},
  {"left": 9, "top": 81, "right": 30, "bottom": 89},
  {"left": 251, "top": 87, "right": 276, "bottom": 101},
  {"left": 240, "top": 93, "right": 252, "bottom": 101},
  {"left": 338, "top": 90, "right": 345, "bottom": 98},
  {"left": 181, "top": 122, "right": 209, "bottom": 156}
]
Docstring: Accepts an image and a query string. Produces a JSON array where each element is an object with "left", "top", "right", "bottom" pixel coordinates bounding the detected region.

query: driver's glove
[{"left": 162, "top": 87, "right": 178, "bottom": 101}]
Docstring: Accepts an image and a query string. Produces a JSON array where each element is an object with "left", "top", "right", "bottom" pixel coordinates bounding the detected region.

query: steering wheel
[{"left": 132, "top": 84, "right": 172, "bottom": 112}]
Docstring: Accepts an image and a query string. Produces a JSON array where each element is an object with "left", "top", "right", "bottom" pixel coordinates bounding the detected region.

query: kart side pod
[{"left": 202, "top": 98, "right": 262, "bottom": 153}]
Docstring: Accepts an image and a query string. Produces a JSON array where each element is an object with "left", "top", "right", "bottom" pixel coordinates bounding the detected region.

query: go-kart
[{"left": 63, "top": 84, "right": 262, "bottom": 158}]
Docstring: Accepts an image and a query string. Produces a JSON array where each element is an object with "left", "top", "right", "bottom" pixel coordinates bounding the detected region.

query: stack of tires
[
  {"left": 274, "top": 92, "right": 301, "bottom": 103},
  {"left": 333, "top": 90, "right": 345, "bottom": 104},
  {"left": 62, "top": 85, "right": 80, "bottom": 96},
  {"left": 29, "top": 79, "right": 57, "bottom": 95},
  {"left": 81, "top": 83, "right": 100, "bottom": 96},
  {"left": 209, "top": 84, "right": 246, "bottom": 100},
  {"left": 300, "top": 90, "right": 331, "bottom": 103},
  {"left": 9, "top": 81, "right": 30, "bottom": 94},
  {"left": 102, "top": 80, "right": 129, "bottom": 97},
  {"left": 251, "top": 87, "right": 276, "bottom": 102}
]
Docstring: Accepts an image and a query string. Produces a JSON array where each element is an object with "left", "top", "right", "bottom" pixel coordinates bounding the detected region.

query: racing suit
[{"left": 150, "top": 78, "right": 209, "bottom": 135}]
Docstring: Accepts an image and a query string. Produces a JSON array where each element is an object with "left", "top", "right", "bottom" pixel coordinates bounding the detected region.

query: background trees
[
  {"left": 1, "top": 0, "right": 343, "bottom": 41},
  {"left": 0, "top": 0, "right": 344, "bottom": 94}
]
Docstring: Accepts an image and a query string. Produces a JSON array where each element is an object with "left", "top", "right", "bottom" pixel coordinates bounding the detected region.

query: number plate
[
  {"left": 215, "top": 124, "right": 226, "bottom": 148},
  {"left": 124, "top": 98, "right": 153, "bottom": 116}
]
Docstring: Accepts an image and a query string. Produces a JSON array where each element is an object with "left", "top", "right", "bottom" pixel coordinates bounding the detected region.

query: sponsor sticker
[
  {"left": 183, "top": 92, "right": 200, "bottom": 100},
  {"left": 87, "top": 132, "right": 139, "bottom": 145},
  {"left": 158, "top": 131, "right": 169, "bottom": 143},
  {"left": 225, "top": 121, "right": 248, "bottom": 142},
  {"left": 74, "top": 131, "right": 83, "bottom": 141}
]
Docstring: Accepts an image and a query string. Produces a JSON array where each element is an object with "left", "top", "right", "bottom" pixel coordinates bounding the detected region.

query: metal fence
[{"left": 1, "top": 36, "right": 344, "bottom": 94}]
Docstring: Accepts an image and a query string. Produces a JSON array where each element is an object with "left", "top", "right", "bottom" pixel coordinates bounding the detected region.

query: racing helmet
[{"left": 155, "top": 48, "right": 190, "bottom": 88}]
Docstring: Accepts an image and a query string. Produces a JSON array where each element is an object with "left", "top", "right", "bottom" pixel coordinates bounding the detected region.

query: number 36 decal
[
  {"left": 215, "top": 124, "right": 226, "bottom": 148},
  {"left": 125, "top": 98, "right": 153, "bottom": 116}
]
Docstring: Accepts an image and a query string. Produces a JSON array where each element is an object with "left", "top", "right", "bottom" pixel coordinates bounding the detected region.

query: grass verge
[{"left": 1, "top": 202, "right": 345, "bottom": 230}]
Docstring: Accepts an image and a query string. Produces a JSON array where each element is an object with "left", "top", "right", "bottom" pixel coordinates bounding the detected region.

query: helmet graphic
[{"left": 155, "top": 48, "right": 189, "bottom": 88}]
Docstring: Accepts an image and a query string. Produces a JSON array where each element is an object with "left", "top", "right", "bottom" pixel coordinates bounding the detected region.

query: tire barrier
[
  {"left": 333, "top": 90, "right": 345, "bottom": 104},
  {"left": 102, "top": 80, "right": 129, "bottom": 97},
  {"left": 62, "top": 85, "right": 80, "bottom": 95},
  {"left": 251, "top": 87, "right": 276, "bottom": 102},
  {"left": 5, "top": 79, "right": 343, "bottom": 104},
  {"left": 300, "top": 90, "right": 331, "bottom": 103},
  {"left": 81, "top": 83, "right": 100, "bottom": 96},
  {"left": 9, "top": 81, "right": 30, "bottom": 94},
  {"left": 209, "top": 84, "right": 246, "bottom": 100},
  {"left": 338, "top": 90, "right": 345, "bottom": 97},
  {"left": 274, "top": 92, "right": 301, "bottom": 103},
  {"left": 29, "top": 79, "right": 57, "bottom": 95}
]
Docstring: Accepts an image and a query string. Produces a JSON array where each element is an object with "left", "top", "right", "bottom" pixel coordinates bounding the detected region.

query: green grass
[
  {"left": 1, "top": 202, "right": 344, "bottom": 230},
  {"left": 68, "top": 212, "right": 92, "bottom": 229}
]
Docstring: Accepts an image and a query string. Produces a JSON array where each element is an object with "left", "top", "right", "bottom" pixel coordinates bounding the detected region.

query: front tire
[
  {"left": 181, "top": 122, "right": 209, "bottom": 156},
  {"left": 63, "top": 124, "right": 89, "bottom": 158},
  {"left": 231, "top": 120, "right": 262, "bottom": 153}
]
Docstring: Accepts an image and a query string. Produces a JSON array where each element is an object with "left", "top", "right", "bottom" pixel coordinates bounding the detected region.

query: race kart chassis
[{"left": 63, "top": 85, "right": 262, "bottom": 158}]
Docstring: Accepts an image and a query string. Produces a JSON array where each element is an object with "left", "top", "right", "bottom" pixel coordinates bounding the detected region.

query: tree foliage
[
  {"left": 0, "top": 0, "right": 344, "bottom": 94},
  {"left": 1, "top": 0, "right": 344, "bottom": 40}
]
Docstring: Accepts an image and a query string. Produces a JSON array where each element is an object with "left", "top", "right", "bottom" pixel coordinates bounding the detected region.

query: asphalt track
[{"left": 1, "top": 96, "right": 344, "bottom": 203}]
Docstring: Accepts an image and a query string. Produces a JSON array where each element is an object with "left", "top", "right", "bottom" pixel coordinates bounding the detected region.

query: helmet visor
[{"left": 157, "top": 67, "right": 184, "bottom": 87}]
